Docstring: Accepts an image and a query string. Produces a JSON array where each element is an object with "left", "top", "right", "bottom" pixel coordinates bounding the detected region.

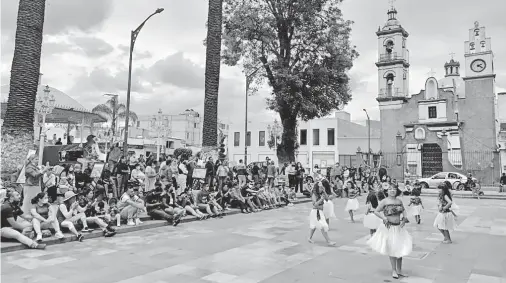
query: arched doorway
[{"left": 422, "top": 143, "right": 443, "bottom": 177}]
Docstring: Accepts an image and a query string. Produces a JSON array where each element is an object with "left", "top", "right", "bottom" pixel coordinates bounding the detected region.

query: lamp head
[{"left": 155, "top": 8, "right": 164, "bottom": 14}]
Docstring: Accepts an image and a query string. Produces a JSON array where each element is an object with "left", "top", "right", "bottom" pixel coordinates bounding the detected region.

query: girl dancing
[
  {"left": 363, "top": 189, "right": 385, "bottom": 236},
  {"left": 408, "top": 188, "right": 424, "bottom": 224},
  {"left": 433, "top": 182, "right": 456, "bottom": 244},
  {"left": 321, "top": 179, "right": 337, "bottom": 227},
  {"left": 367, "top": 184, "right": 412, "bottom": 279},
  {"left": 308, "top": 182, "right": 336, "bottom": 246},
  {"left": 344, "top": 181, "right": 359, "bottom": 222}
]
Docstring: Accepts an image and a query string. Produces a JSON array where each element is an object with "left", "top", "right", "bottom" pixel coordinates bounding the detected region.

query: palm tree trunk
[
  {"left": 202, "top": 0, "right": 223, "bottom": 148},
  {"left": 1, "top": 0, "right": 46, "bottom": 174}
]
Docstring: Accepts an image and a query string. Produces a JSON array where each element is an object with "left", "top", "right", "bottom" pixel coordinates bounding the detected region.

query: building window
[
  {"left": 300, "top": 129, "right": 307, "bottom": 145},
  {"left": 234, "top": 132, "right": 240, "bottom": 146},
  {"left": 194, "top": 123, "right": 197, "bottom": 128},
  {"left": 246, "top": 131, "right": 251, "bottom": 147},
  {"left": 428, "top": 106, "right": 437, "bottom": 118},
  {"left": 259, "top": 131, "right": 265, "bottom": 146},
  {"left": 136, "top": 121, "right": 140, "bottom": 127},
  {"left": 313, "top": 129, "right": 320, "bottom": 145},
  {"left": 327, "top": 128, "right": 335, "bottom": 146}
]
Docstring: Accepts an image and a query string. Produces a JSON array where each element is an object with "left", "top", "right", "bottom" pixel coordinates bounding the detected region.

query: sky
[{"left": 1, "top": 0, "right": 505, "bottom": 125}]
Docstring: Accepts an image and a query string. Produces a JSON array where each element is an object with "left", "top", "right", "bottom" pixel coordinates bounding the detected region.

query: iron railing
[
  {"left": 379, "top": 88, "right": 404, "bottom": 97},
  {"left": 378, "top": 52, "right": 405, "bottom": 62}
]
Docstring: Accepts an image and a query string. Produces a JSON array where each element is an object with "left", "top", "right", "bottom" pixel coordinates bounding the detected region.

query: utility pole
[{"left": 363, "top": 109, "right": 371, "bottom": 165}]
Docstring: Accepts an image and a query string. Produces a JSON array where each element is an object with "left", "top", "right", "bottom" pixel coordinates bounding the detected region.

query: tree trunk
[
  {"left": 202, "top": 0, "right": 223, "bottom": 147},
  {"left": 1, "top": 0, "right": 46, "bottom": 174},
  {"left": 277, "top": 113, "right": 298, "bottom": 164}
]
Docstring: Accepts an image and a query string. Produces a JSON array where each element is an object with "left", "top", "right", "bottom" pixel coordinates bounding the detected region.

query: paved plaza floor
[{"left": 2, "top": 196, "right": 506, "bottom": 283}]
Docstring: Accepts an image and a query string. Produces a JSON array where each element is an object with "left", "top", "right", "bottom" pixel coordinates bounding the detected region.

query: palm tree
[
  {"left": 1, "top": 0, "right": 47, "bottom": 174},
  {"left": 202, "top": 0, "right": 223, "bottom": 147},
  {"left": 92, "top": 98, "right": 138, "bottom": 144}
]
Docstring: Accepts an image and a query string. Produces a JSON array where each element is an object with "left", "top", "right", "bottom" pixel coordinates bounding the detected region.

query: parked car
[{"left": 416, "top": 172, "right": 477, "bottom": 190}]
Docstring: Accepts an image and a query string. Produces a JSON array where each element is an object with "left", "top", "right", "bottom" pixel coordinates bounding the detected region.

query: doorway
[{"left": 421, "top": 143, "right": 443, "bottom": 177}]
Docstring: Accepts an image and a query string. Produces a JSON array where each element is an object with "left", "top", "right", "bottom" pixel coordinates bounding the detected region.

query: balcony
[
  {"left": 379, "top": 88, "right": 405, "bottom": 97},
  {"left": 376, "top": 52, "right": 410, "bottom": 67}
]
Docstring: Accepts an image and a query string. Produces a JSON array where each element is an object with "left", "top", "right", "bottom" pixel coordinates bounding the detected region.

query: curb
[
  {"left": 420, "top": 193, "right": 506, "bottom": 200},
  {"left": 1, "top": 198, "right": 312, "bottom": 254}
]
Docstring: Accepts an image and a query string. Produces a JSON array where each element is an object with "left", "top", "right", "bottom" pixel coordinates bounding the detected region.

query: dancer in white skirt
[
  {"left": 433, "top": 182, "right": 456, "bottom": 244},
  {"left": 320, "top": 179, "right": 337, "bottom": 227},
  {"left": 307, "top": 183, "right": 336, "bottom": 246},
  {"left": 367, "top": 184, "right": 412, "bottom": 279},
  {"left": 407, "top": 188, "right": 424, "bottom": 224},
  {"left": 363, "top": 189, "right": 385, "bottom": 236},
  {"left": 344, "top": 181, "right": 359, "bottom": 222}
]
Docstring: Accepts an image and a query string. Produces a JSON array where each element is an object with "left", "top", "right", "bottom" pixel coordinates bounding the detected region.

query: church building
[{"left": 376, "top": 6, "right": 501, "bottom": 183}]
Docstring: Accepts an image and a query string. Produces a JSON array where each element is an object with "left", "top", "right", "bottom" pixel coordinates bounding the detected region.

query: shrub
[{"left": 173, "top": 148, "right": 193, "bottom": 161}]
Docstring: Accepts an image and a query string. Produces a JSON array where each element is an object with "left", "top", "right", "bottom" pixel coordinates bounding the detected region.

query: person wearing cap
[{"left": 1, "top": 190, "right": 46, "bottom": 249}]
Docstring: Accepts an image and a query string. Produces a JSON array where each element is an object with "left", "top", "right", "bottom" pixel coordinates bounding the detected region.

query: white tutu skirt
[
  {"left": 363, "top": 213, "right": 383, "bottom": 230},
  {"left": 308, "top": 209, "right": 329, "bottom": 232},
  {"left": 433, "top": 212, "right": 456, "bottom": 231},
  {"left": 323, "top": 200, "right": 336, "bottom": 219},
  {"left": 410, "top": 205, "right": 423, "bottom": 216},
  {"left": 367, "top": 224, "right": 413, "bottom": 258},
  {"left": 345, "top": 198, "right": 359, "bottom": 211}
]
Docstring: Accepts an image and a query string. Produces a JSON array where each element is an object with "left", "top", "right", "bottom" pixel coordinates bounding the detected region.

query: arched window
[
  {"left": 425, "top": 78, "right": 438, "bottom": 100},
  {"left": 386, "top": 73, "right": 395, "bottom": 96}
]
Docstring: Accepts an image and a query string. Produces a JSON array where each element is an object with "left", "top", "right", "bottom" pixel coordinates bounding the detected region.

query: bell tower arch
[{"left": 376, "top": 5, "right": 410, "bottom": 100}]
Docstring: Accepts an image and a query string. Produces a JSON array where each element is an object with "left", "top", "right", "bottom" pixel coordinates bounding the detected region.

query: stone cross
[
  {"left": 427, "top": 68, "right": 436, "bottom": 77},
  {"left": 389, "top": 0, "right": 396, "bottom": 7},
  {"left": 449, "top": 52, "right": 455, "bottom": 60}
]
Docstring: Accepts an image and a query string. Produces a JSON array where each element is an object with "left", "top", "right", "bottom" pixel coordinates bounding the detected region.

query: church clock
[{"left": 471, "top": 59, "right": 486, "bottom": 73}]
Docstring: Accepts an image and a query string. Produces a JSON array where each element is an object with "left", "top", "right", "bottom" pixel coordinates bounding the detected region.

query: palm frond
[
  {"left": 116, "top": 103, "right": 127, "bottom": 113},
  {"left": 92, "top": 104, "right": 113, "bottom": 121},
  {"left": 117, "top": 111, "right": 139, "bottom": 123}
]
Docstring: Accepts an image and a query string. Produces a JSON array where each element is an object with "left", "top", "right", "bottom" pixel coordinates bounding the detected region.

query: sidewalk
[
  {"left": 1, "top": 198, "right": 312, "bottom": 253},
  {"left": 421, "top": 189, "right": 506, "bottom": 200}
]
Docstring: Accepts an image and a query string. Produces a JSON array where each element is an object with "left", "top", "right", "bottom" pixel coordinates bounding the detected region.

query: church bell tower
[{"left": 376, "top": 4, "right": 410, "bottom": 101}]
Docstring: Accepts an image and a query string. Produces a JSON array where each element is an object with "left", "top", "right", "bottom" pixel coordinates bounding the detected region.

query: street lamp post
[
  {"left": 244, "top": 67, "right": 261, "bottom": 165},
  {"left": 363, "top": 109, "right": 371, "bottom": 165},
  {"left": 123, "top": 8, "right": 164, "bottom": 157},
  {"left": 268, "top": 120, "right": 282, "bottom": 163},
  {"left": 35, "top": 85, "right": 56, "bottom": 166}
]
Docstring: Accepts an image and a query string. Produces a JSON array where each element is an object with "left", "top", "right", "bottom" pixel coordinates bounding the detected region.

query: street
[{"left": 2, "top": 196, "right": 506, "bottom": 283}]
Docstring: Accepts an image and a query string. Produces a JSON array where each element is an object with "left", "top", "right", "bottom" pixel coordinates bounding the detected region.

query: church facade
[{"left": 376, "top": 7, "right": 501, "bottom": 183}]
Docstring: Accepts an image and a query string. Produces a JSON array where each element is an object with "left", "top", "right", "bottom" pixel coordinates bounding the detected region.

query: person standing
[
  {"left": 144, "top": 161, "right": 157, "bottom": 193},
  {"left": 216, "top": 161, "right": 229, "bottom": 191},
  {"left": 187, "top": 158, "right": 196, "bottom": 189},
  {"left": 205, "top": 157, "right": 215, "bottom": 188},
  {"left": 236, "top": 159, "right": 247, "bottom": 188},
  {"left": 499, "top": 172, "right": 506, "bottom": 193},
  {"left": 294, "top": 162, "right": 305, "bottom": 194},
  {"left": 266, "top": 161, "right": 277, "bottom": 188},
  {"left": 23, "top": 154, "right": 50, "bottom": 212},
  {"left": 251, "top": 163, "right": 261, "bottom": 184},
  {"left": 115, "top": 156, "right": 130, "bottom": 195},
  {"left": 177, "top": 160, "right": 188, "bottom": 194},
  {"left": 433, "top": 182, "right": 456, "bottom": 244},
  {"left": 307, "top": 182, "right": 336, "bottom": 246},
  {"left": 367, "top": 184, "right": 412, "bottom": 279}
]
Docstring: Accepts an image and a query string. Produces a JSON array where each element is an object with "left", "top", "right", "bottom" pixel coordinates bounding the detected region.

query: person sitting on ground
[
  {"left": 73, "top": 164, "right": 89, "bottom": 193},
  {"left": 196, "top": 184, "right": 221, "bottom": 217},
  {"left": 160, "top": 183, "right": 186, "bottom": 221},
  {"left": 117, "top": 185, "right": 145, "bottom": 226},
  {"left": 30, "top": 192, "right": 64, "bottom": 242},
  {"left": 254, "top": 184, "right": 271, "bottom": 209},
  {"left": 177, "top": 189, "right": 208, "bottom": 219},
  {"left": 108, "top": 198, "right": 121, "bottom": 227},
  {"left": 208, "top": 192, "right": 225, "bottom": 216},
  {"left": 145, "top": 185, "right": 181, "bottom": 226},
  {"left": 280, "top": 181, "right": 296, "bottom": 201},
  {"left": 60, "top": 191, "right": 116, "bottom": 237},
  {"left": 242, "top": 181, "right": 262, "bottom": 211},
  {"left": 229, "top": 181, "right": 250, "bottom": 213},
  {"left": 1, "top": 190, "right": 46, "bottom": 249}
]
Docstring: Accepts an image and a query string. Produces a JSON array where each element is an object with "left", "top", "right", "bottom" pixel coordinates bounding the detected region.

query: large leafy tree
[
  {"left": 202, "top": 0, "right": 224, "bottom": 148},
  {"left": 222, "top": 0, "right": 358, "bottom": 163},
  {"left": 1, "top": 0, "right": 47, "bottom": 174},
  {"left": 92, "top": 97, "right": 138, "bottom": 143}
]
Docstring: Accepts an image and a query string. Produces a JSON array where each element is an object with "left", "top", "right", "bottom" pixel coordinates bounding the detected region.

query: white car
[{"left": 416, "top": 172, "right": 477, "bottom": 190}]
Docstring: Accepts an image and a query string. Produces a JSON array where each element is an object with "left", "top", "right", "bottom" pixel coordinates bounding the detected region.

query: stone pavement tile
[
  {"left": 467, "top": 274, "right": 505, "bottom": 283},
  {"left": 433, "top": 274, "right": 472, "bottom": 283},
  {"left": 1, "top": 273, "right": 57, "bottom": 283},
  {"left": 202, "top": 271, "right": 238, "bottom": 282},
  {"left": 399, "top": 277, "right": 434, "bottom": 283},
  {"left": 181, "top": 267, "right": 214, "bottom": 278}
]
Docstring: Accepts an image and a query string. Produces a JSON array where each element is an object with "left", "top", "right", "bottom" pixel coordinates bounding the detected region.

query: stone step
[{"left": 1, "top": 198, "right": 312, "bottom": 253}]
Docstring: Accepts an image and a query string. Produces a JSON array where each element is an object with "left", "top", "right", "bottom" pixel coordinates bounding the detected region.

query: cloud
[
  {"left": 117, "top": 44, "right": 153, "bottom": 60},
  {"left": 68, "top": 36, "right": 114, "bottom": 58},
  {"left": 69, "top": 66, "right": 151, "bottom": 96},
  {"left": 0, "top": 0, "right": 113, "bottom": 36},
  {"left": 146, "top": 52, "right": 205, "bottom": 89}
]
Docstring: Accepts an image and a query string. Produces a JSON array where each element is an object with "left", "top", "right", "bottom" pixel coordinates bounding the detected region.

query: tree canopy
[{"left": 222, "top": 0, "right": 358, "bottom": 162}]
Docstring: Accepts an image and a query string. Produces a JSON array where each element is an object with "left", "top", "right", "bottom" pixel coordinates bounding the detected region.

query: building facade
[
  {"left": 227, "top": 111, "right": 380, "bottom": 168},
  {"left": 376, "top": 7, "right": 500, "bottom": 183},
  {"left": 497, "top": 92, "right": 506, "bottom": 173}
]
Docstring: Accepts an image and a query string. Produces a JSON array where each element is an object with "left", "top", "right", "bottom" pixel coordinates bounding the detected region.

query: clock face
[{"left": 471, "top": 59, "right": 486, "bottom": 73}]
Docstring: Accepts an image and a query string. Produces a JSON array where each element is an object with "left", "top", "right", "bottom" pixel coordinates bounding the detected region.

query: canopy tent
[{"left": 1, "top": 85, "right": 106, "bottom": 125}]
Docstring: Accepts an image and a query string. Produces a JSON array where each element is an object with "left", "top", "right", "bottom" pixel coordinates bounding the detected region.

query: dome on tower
[
  {"left": 382, "top": 8, "right": 401, "bottom": 30},
  {"left": 438, "top": 76, "right": 466, "bottom": 97}
]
